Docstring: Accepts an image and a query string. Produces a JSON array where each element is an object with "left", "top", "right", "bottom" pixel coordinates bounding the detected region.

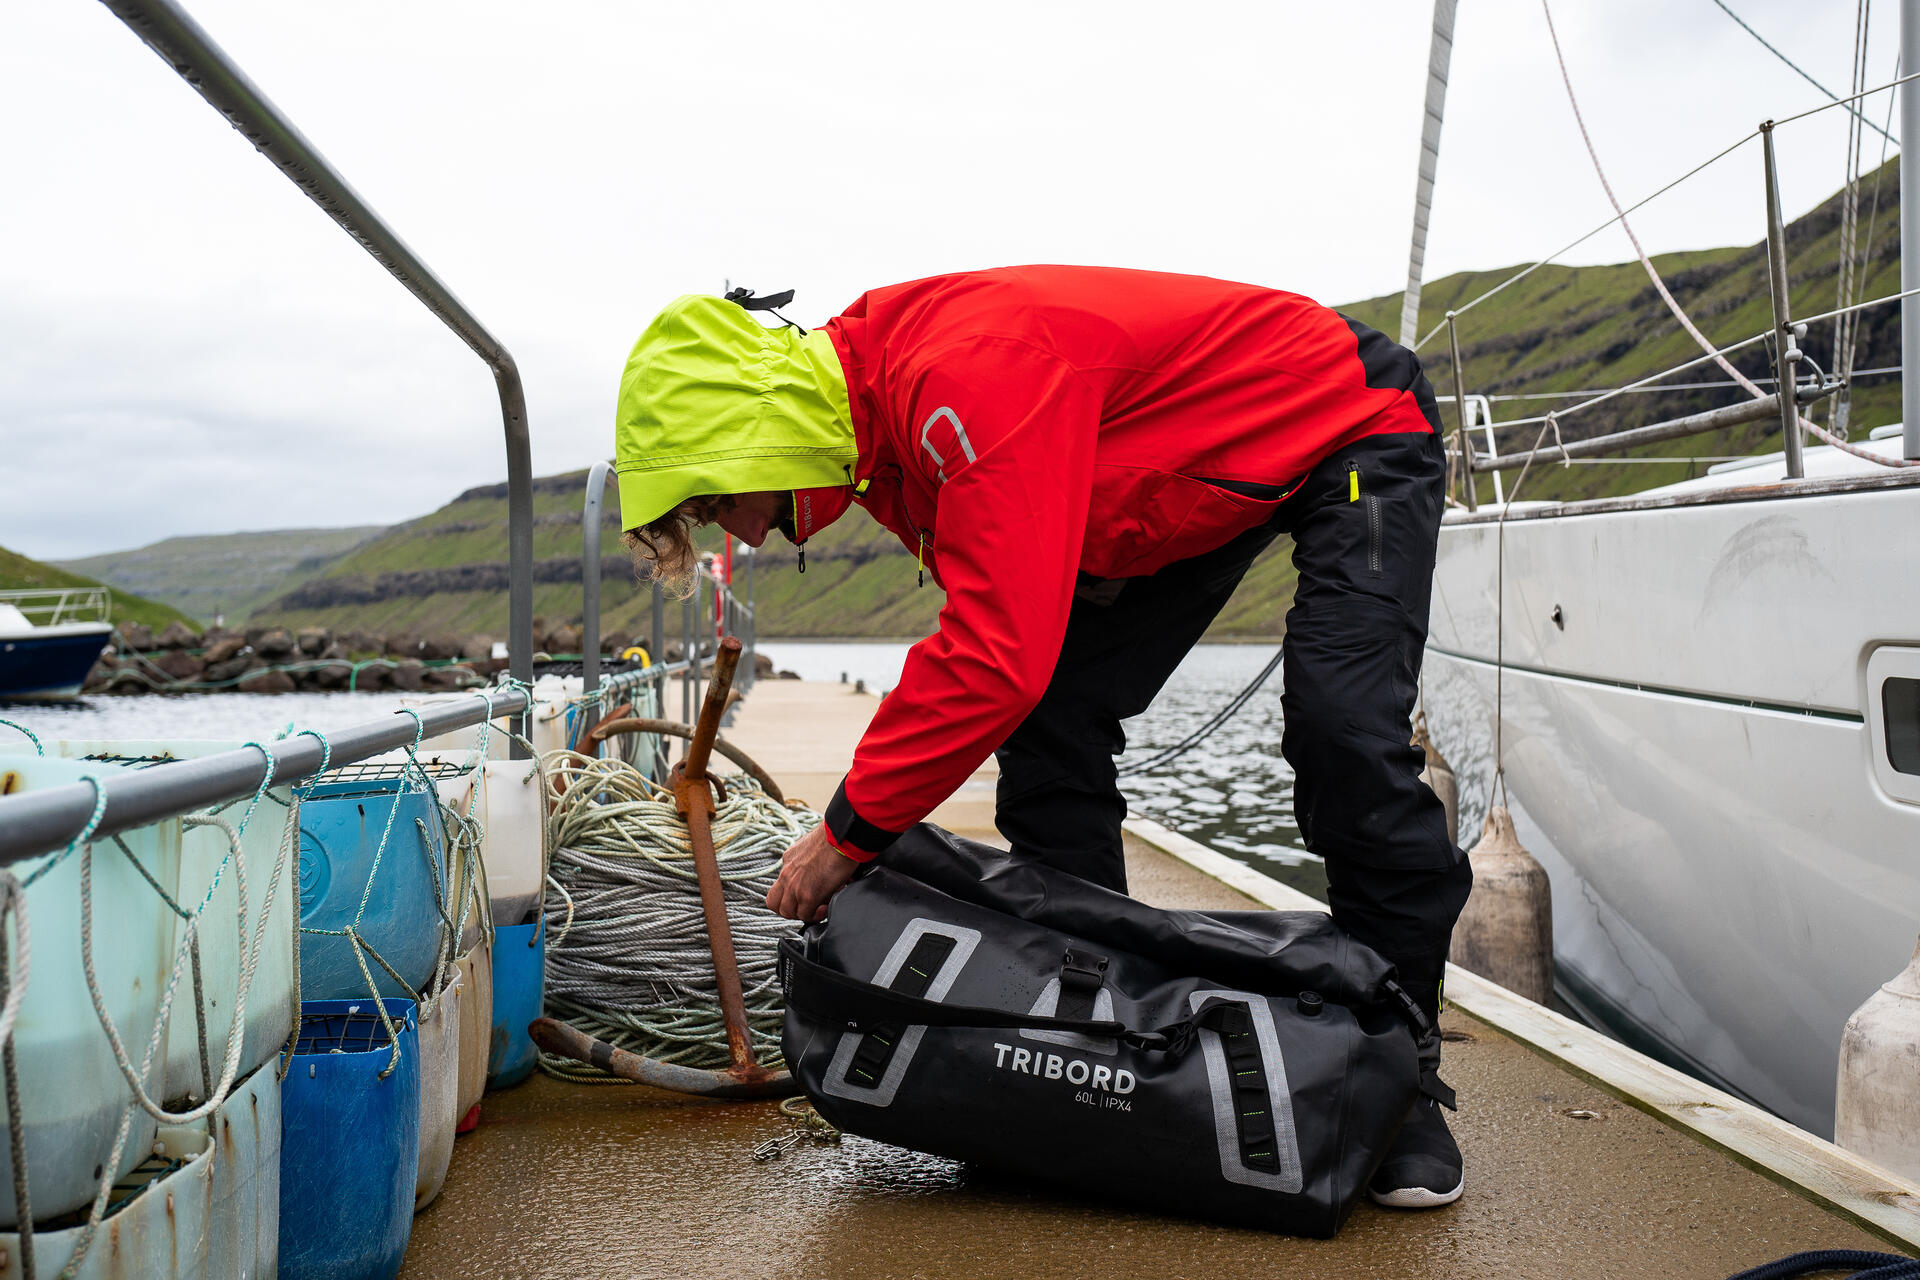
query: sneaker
[{"left": 1368, "top": 1096, "right": 1464, "bottom": 1208}]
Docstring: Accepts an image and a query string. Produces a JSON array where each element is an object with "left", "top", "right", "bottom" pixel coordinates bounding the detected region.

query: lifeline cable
[
  {"left": 1117, "top": 648, "right": 1282, "bottom": 779},
  {"left": 538, "top": 752, "right": 815, "bottom": 1081}
]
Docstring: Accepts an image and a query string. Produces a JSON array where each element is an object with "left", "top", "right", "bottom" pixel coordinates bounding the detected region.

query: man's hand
[{"left": 766, "top": 823, "right": 861, "bottom": 922}]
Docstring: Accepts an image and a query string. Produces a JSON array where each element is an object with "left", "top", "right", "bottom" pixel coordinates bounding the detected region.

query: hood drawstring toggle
[{"left": 724, "top": 286, "right": 808, "bottom": 334}]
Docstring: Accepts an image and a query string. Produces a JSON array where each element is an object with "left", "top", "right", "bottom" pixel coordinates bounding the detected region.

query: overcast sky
[{"left": 0, "top": 0, "right": 1897, "bottom": 559}]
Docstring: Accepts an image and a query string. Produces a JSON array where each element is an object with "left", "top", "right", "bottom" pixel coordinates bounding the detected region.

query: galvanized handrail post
[
  {"left": 1446, "top": 311, "right": 1479, "bottom": 510},
  {"left": 100, "top": 0, "right": 536, "bottom": 754},
  {"left": 743, "top": 545, "right": 756, "bottom": 695},
  {"left": 681, "top": 587, "right": 695, "bottom": 735},
  {"left": 649, "top": 579, "right": 666, "bottom": 778},
  {"left": 1760, "top": 121, "right": 1807, "bottom": 480},
  {"left": 581, "top": 461, "right": 614, "bottom": 711}
]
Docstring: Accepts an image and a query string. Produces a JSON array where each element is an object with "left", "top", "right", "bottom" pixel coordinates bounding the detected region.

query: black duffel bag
[{"left": 778, "top": 825, "right": 1443, "bottom": 1237}]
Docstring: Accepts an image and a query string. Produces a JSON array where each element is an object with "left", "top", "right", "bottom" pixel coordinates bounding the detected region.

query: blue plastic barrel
[
  {"left": 298, "top": 780, "right": 448, "bottom": 1001},
  {"left": 486, "top": 919, "right": 544, "bottom": 1090},
  {"left": 279, "top": 999, "right": 419, "bottom": 1280}
]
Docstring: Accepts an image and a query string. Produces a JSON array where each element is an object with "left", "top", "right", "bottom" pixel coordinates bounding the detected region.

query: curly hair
[{"left": 623, "top": 495, "right": 730, "bottom": 599}]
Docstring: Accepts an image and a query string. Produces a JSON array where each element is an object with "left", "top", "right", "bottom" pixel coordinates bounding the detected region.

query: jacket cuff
[{"left": 824, "top": 779, "right": 904, "bottom": 862}]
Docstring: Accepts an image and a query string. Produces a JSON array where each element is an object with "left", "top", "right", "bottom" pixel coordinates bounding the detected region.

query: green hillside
[
  {"left": 250, "top": 159, "right": 1903, "bottom": 642},
  {"left": 0, "top": 544, "right": 199, "bottom": 632},
  {"left": 57, "top": 526, "right": 383, "bottom": 625}
]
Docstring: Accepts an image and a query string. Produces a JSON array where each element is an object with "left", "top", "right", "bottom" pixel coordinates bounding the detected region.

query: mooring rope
[{"left": 537, "top": 752, "right": 814, "bottom": 1082}]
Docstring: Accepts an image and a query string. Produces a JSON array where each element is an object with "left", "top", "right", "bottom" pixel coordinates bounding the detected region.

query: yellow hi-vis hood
[{"left": 613, "top": 294, "right": 857, "bottom": 529}]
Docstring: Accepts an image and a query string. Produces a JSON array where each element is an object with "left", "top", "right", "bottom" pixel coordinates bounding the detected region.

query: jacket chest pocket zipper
[{"left": 1348, "top": 462, "right": 1383, "bottom": 578}]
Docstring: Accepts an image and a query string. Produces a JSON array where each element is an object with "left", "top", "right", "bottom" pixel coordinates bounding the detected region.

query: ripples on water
[{"left": 5, "top": 644, "right": 1326, "bottom": 901}]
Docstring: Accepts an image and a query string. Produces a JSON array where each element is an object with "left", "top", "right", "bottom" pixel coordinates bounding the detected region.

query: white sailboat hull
[{"left": 1423, "top": 444, "right": 1920, "bottom": 1134}]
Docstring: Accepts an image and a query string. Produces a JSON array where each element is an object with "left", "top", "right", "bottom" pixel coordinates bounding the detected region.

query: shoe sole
[{"left": 1368, "top": 1178, "right": 1464, "bottom": 1209}]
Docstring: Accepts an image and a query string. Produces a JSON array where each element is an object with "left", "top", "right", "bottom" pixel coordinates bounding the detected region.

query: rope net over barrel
[{"left": 538, "top": 752, "right": 815, "bottom": 1083}]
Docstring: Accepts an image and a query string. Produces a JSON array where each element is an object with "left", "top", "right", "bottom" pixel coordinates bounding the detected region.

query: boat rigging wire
[
  {"left": 1706, "top": 0, "right": 1895, "bottom": 143},
  {"left": 1540, "top": 0, "right": 1773, "bottom": 405},
  {"left": 1412, "top": 64, "right": 1920, "bottom": 356}
]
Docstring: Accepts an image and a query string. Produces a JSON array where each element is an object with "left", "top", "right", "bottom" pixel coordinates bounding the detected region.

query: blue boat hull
[{"left": 0, "top": 629, "right": 110, "bottom": 699}]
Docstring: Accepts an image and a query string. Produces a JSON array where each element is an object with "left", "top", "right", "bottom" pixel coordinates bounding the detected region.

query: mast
[
  {"left": 1905, "top": 0, "right": 1919, "bottom": 457},
  {"left": 1400, "top": 0, "right": 1460, "bottom": 348}
]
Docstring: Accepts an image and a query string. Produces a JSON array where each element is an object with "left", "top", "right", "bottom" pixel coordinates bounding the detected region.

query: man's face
[{"left": 713, "top": 491, "right": 786, "bottom": 547}]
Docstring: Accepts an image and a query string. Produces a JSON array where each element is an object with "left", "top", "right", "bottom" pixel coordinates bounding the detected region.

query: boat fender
[
  {"left": 1449, "top": 805, "right": 1553, "bottom": 1004},
  {"left": 1835, "top": 935, "right": 1920, "bottom": 1182}
]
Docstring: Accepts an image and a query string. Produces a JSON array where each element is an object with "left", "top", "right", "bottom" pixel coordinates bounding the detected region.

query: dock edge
[{"left": 1121, "top": 817, "right": 1920, "bottom": 1253}]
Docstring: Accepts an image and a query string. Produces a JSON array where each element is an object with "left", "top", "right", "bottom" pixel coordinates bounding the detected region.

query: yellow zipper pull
[
  {"left": 1347, "top": 461, "right": 1361, "bottom": 503},
  {"left": 916, "top": 532, "right": 926, "bottom": 588}
]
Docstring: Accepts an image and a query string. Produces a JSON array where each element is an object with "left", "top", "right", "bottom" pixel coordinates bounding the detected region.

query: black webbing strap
[
  {"left": 1214, "top": 1000, "right": 1282, "bottom": 1172},
  {"left": 842, "top": 933, "right": 955, "bottom": 1088},
  {"left": 1055, "top": 947, "right": 1108, "bottom": 1022},
  {"left": 723, "top": 286, "right": 795, "bottom": 311},
  {"left": 781, "top": 937, "right": 1129, "bottom": 1042}
]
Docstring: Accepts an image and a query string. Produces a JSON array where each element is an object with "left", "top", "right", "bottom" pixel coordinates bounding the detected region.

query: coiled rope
[{"left": 537, "top": 752, "right": 815, "bottom": 1082}]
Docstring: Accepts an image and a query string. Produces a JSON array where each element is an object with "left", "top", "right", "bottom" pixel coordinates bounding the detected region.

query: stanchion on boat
[
  {"left": 1836, "top": 935, "right": 1920, "bottom": 1181},
  {"left": 1450, "top": 805, "right": 1553, "bottom": 1004}
]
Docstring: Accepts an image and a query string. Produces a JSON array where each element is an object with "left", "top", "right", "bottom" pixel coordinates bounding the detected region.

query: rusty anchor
[{"left": 529, "top": 636, "right": 797, "bottom": 1099}]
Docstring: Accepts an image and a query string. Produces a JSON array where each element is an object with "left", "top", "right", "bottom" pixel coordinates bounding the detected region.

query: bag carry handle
[{"left": 780, "top": 937, "right": 1266, "bottom": 1061}]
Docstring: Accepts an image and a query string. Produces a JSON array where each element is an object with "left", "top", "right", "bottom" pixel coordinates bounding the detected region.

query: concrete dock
[{"left": 403, "top": 678, "right": 1914, "bottom": 1278}]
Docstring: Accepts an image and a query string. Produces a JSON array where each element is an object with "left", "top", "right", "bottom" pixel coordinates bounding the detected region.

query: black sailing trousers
[{"left": 993, "top": 425, "right": 1472, "bottom": 1025}]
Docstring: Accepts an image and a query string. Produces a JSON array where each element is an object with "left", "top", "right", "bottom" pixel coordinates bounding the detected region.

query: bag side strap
[
  {"left": 843, "top": 931, "right": 956, "bottom": 1087},
  {"left": 1055, "top": 947, "right": 1108, "bottom": 1022}
]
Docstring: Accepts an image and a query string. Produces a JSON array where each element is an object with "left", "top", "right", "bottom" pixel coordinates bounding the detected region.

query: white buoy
[
  {"left": 1449, "top": 805, "right": 1553, "bottom": 1004},
  {"left": 1413, "top": 712, "right": 1460, "bottom": 849},
  {"left": 1836, "top": 936, "right": 1920, "bottom": 1180}
]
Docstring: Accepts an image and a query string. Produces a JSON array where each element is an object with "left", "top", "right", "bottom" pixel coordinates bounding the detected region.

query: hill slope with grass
[
  {"left": 249, "top": 159, "right": 1904, "bottom": 641},
  {"left": 0, "top": 545, "right": 199, "bottom": 632},
  {"left": 58, "top": 526, "right": 384, "bottom": 626}
]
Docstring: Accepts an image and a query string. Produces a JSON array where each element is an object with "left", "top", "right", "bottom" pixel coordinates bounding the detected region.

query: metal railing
[
  {"left": 99, "top": 0, "right": 535, "bottom": 747},
  {"left": 0, "top": 0, "right": 548, "bottom": 859},
  {"left": 0, "top": 587, "right": 110, "bottom": 628},
  {"left": 0, "top": 687, "right": 531, "bottom": 865},
  {"left": 1433, "top": 115, "right": 1910, "bottom": 499}
]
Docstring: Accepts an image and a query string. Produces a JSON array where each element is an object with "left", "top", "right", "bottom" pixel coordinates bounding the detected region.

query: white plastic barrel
[
  {"left": 455, "top": 942, "right": 493, "bottom": 1128},
  {"left": 481, "top": 760, "right": 546, "bottom": 928},
  {"left": 0, "top": 1061, "right": 281, "bottom": 1278},
  {"left": 0, "top": 755, "right": 178, "bottom": 1226},
  {"left": 414, "top": 967, "right": 465, "bottom": 1211},
  {"left": 2, "top": 739, "right": 298, "bottom": 1102}
]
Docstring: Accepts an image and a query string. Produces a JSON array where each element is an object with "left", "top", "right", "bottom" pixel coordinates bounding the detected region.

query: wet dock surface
[
  {"left": 403, "top": 679, "right": 1896, "bottom": 1277},
  {"left": 405, "top": 842, "right": 1884, "bottom": 1279}
]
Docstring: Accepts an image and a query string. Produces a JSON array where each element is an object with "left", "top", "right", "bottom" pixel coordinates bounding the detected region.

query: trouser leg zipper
[{"left": 1348, "top": 461, "right": 1384, "bottom": 577}]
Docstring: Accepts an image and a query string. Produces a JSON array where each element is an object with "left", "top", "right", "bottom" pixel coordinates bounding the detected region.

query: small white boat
[{"left": 0, "top": 588, "right": 114, "bottom": 700}]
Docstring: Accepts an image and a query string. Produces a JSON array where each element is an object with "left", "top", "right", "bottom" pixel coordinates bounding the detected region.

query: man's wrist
[
  {"left": 819, "top": 824, "right": 867, "bottom": 863},
  {"left": 824, "top": 779, "right": 902, "bottom": 863}
]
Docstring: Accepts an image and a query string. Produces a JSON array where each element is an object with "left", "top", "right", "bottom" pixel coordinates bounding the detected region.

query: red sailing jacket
[{"left": 818, "top": 265, "right": 1438, "bottom": 858}]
